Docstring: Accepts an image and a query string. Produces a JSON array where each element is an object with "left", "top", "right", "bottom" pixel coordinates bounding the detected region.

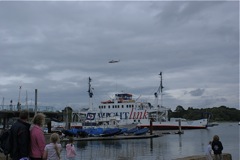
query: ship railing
[{"left": 0, "top": 105, "right": 57, "bottom": 112}]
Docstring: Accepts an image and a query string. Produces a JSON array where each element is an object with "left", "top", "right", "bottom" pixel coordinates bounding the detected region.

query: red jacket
[{"left": 30, "top": 125, "right": 46, "bottom": 158}]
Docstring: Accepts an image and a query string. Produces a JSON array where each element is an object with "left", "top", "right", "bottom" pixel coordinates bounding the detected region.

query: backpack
[{"left": 0, "top": 129, "right": 12, "bottom": 155}]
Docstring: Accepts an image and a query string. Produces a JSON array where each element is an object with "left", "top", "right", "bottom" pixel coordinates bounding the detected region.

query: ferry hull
[
  {"left": 137, "top": 119, "right": 208, "bottom": 130},
  {"left": 138, "top": 124, "right": 207, "bottom": 130}
]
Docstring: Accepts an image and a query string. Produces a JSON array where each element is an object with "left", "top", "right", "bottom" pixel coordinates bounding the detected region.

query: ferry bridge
[{"left": 0, "top": 105, "right": 63, "bottom": 129}]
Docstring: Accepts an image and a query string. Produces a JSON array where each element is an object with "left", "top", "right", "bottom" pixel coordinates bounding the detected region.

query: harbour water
[{"left": 60, "top": 122, "right": 239, "bottom": 160}]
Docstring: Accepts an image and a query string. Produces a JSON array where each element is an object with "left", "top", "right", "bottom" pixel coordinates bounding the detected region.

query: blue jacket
[
  {"left": 212, "top": 140, "right": 223, "bottom": 154},
  {"left": 10, "top": 119, "right": 31, "bottom": 160}
]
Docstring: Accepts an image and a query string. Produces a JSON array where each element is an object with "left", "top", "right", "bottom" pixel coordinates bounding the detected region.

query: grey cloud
[
  {"left": 0, "top": 1, "right": 238, "bottom": 110},
  {"left": 189, "top": 88, "right": 205, "bottom": 97}
]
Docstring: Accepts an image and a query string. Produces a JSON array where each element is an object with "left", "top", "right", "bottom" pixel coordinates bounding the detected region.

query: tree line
[{"left": 168, "top": 105, "right": 240, "bottom": 121}]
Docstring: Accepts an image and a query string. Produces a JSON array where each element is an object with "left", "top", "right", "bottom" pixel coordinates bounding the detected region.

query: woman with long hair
[{"left": 30, "top": 113, "right": 46, "bottom": 160}]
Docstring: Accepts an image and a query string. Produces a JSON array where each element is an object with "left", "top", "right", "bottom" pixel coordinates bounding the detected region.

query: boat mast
[
  {"left": 88, "top": 77, "right": 94, "bottom": 111},
  {"left": 159, "top": 72, "right": 163, "bottom": 109},
  {"left": 155, "top": 72, "right": 163, "bottom": 107},
  {"left": 17, "top": 86, "right": 22, "bottom": 111},
  {"left": 26, "top": 90, "right": 29, "bottom": 119},
  {"left": 1, "top": 97, "right": 4, "bottom": 109},
  {"left": 154, "top": 72, "right": 164, "bottom": 121}
]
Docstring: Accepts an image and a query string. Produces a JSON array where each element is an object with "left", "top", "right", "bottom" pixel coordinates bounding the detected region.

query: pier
[
  {"left": 60, "top": 134, "right": 160, "bottom": 142},
  {"left": 0, "top": 105, "right": 62, "bottom": 129},
  {"left": 175, "top": 153, "right": 232, "bottom": 160}
]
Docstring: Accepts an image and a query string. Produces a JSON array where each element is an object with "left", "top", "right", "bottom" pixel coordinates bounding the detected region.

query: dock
[
  {"left": 60, "top": 134, "right": 160, "bottom": 142},
  {"left": 175, "top": 153, "right": 232, "bottom": 160}
]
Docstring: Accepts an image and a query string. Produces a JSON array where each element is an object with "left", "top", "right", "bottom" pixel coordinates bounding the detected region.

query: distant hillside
[{"left": 168, "top": 105, "right": 240, "bottom": 121}]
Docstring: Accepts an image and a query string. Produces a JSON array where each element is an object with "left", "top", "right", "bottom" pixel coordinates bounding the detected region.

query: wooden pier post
[
  {"left": 150, "top": 118, "right": 153, "bottom": 135},
  {"left": 178, "top": 119, "right": 182, "bottom": 133},
  {"left": 34, "top": 89, "right": 37, "bottom": 115},
  {"left": 175, "top": 119, "right": 184, "bottom": 134},
  {"left": 47, "top": 121, "right": 51, "bottom": 133}
]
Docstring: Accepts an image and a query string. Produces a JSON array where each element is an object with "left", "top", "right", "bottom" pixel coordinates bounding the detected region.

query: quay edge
[{"left": 175, "top": 153, "right": 232, "bottom": 160}]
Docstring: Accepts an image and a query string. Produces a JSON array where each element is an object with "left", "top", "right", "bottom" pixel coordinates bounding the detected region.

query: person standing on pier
[
  {"left": 29, "top": 113, "right": 46, "bottom": 160},
  {"left": 66, "top": 137, "right": 76, "bottom": 160},
  {"left": 43, "top": 133, "right": 62, "bottom": 160},
  {"left": 212, "top": 135, "right": 223, "bottom": 160},
  {"left": 205, "top": 141, "right": 213, "bottom": 160},
  {"left": 10, "top": 110, "right": 31, "bottom": 160}
]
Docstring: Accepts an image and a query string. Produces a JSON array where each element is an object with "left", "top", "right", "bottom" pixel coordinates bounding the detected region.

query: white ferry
[{"left": 73, "top": 74, "right": 208, "bottom": 130}]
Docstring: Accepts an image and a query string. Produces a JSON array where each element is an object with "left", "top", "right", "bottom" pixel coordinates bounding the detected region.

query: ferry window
[
  {"left": 118, "top": 105, "right": 119, "bottom": 108},
  {"left": 122, "top": 105, "right": 124, "bottom": 108},
  {"left": 138, "top": 120, "right": 140, "bottom": 122},
  {"left": 112, "top": 105, "right": 114, "bottom": 108},
  {"left": 108, "top": 106, "right": 110, "bottom": 109},
  {"left": 126, "top": 105, "right": 128, "bottom": 108},
  {"left": 104, "top": 106, "right": 106, "bottom": 109},
  {"left": 134, "top": 120, "right": 136, "bottom": 122}
]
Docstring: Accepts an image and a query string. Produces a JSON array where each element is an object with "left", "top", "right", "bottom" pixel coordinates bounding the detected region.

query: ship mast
[
  {"left": 154, "top": 72, "right": 163, "bottom": 107},
  {"left": 154, "top": 72, "right": 164, "bottom": 121},
  {"left": 159, "top": 72, "right": 163, "bottom": 109},
  {"left": 88, "top": 77, "right": 94, "bottom": 111},
  {"left": 17, "top": 86, "right": 22, "bottom": 111}
]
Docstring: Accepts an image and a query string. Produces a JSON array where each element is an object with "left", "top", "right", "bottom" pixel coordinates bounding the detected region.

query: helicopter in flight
[{"left": 108, "top": 59, "right": 120, "bottom": 63}]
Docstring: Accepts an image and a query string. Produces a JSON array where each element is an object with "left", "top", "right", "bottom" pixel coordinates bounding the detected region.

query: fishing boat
[{"left": 73, "top": 73, "right": 208, "bottom": 130}]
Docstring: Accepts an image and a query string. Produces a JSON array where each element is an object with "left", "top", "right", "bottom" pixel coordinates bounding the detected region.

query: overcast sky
[{"left": 0, "top": 1, "right": 239, "bottom": 111}]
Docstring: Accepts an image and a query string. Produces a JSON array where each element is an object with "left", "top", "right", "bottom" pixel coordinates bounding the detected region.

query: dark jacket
[
  {"left": 10, "top": 119, "right": 31, "bottom": 160},
  {"left": 212, "top": 140, "right": 223, "bottom": 154}
]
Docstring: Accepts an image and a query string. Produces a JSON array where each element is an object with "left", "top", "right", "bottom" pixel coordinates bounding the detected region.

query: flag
[{"left": 86, "top": 113, "right": 96, "bottom": 120}]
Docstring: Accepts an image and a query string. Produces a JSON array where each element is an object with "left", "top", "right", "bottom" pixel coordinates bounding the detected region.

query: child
[
  {"left": 43, "top": 133, "right": 62, "bottom": 160},
  {"left": 212, "top": 135, "right": 223, "bottom": 160},
  {"left": 205, "top": 141, "right": 213, "bottom": 160},
  {"left": 66, "top": 137, "right": 77, "bottom": 160}
]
